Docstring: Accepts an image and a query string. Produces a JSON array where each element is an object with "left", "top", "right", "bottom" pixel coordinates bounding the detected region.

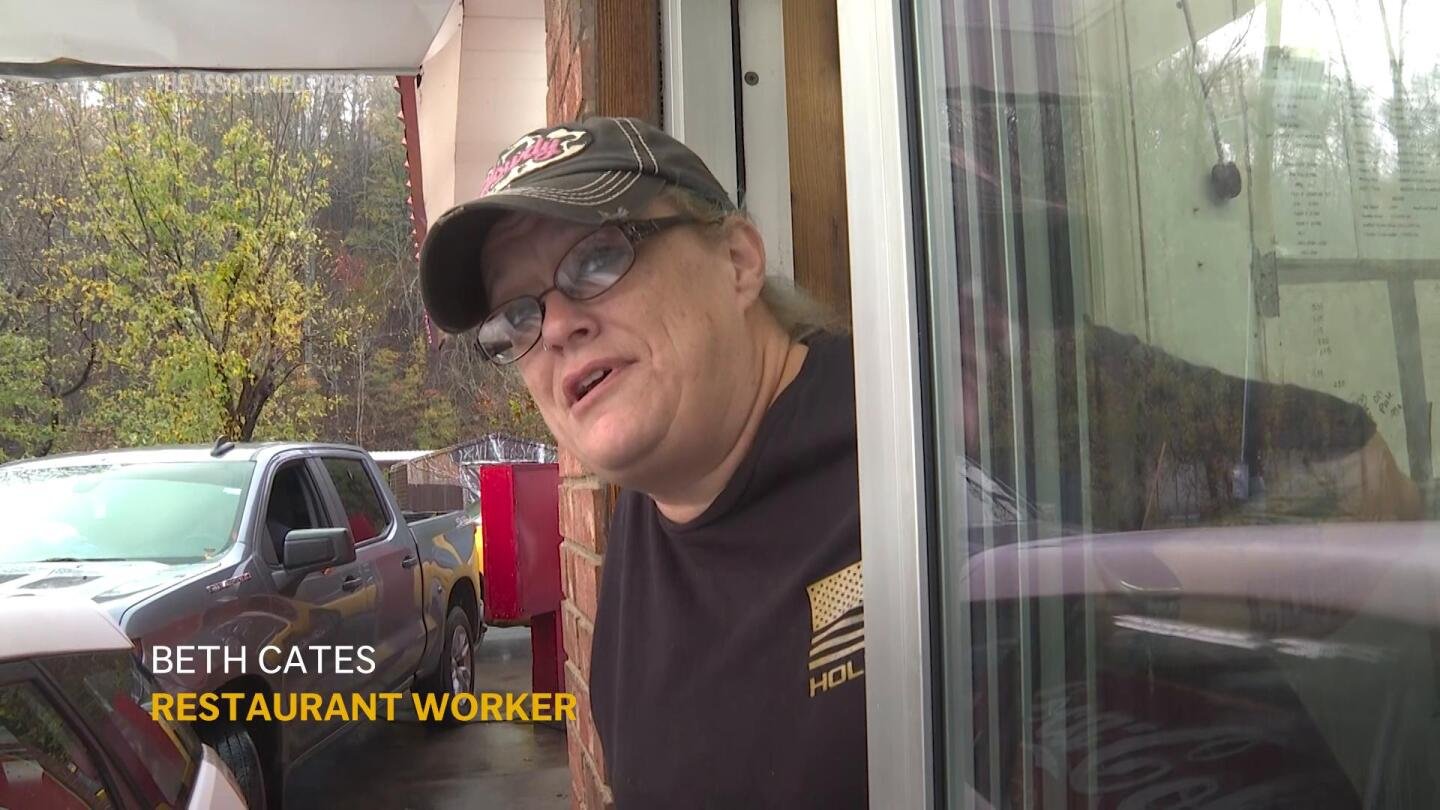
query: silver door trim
[{"left": 836, "top": 0, "right": 937, "bottom": 806}]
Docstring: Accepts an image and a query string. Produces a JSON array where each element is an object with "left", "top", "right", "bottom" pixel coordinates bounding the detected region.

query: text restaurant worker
[{"left": 419, "top": 117, "right": 867, "bottom": 808}]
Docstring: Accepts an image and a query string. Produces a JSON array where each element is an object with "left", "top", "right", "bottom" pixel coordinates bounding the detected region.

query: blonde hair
[{"left": 657, "top": 186, "right": 847, "bottom": 340}]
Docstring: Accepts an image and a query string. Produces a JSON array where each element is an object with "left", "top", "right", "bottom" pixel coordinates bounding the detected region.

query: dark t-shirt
[{"left": 590, "top": 334, "right": 867, "bottom": 809}]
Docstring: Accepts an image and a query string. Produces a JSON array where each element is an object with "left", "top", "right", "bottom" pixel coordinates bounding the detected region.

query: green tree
[
  {"left": 2, "top": 75, "right": 554, "bottom": 455},
  {"left": 0, "top": 290, "right": 52, "bottom": 460},
  {"left": 61, "top": 87, "right": 352, "bottom": 443},
  {"left": 0, "top": 82, "right": 103, "bottom": 455}
]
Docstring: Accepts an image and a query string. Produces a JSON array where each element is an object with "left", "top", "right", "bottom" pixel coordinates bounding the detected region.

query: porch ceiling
[{"left": 0, "top": 0, "right": 456, "bottom": 77}]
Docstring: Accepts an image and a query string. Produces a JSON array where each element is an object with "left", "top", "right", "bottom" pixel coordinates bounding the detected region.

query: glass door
[{"left": 845, "top": 0, "right": 1440, "bottom": 805}]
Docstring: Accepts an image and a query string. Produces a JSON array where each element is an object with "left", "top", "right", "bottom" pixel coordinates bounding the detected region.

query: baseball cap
[{"left": 420, "top": 116, "right": 736, "bottom": 334}]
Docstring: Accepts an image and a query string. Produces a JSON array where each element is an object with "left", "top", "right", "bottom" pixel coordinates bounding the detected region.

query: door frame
[
  {"left": 662, "top": 0, "right": 795, "bottom": 282},
  {"left": 664, "top": 0, "right": 940, "bottom": 803},
  {"left": 836, "top": 0, "right": 939, "bottom": 807},
  {"left": 661, "top": 0, "right": 740, "bottom": 197}
]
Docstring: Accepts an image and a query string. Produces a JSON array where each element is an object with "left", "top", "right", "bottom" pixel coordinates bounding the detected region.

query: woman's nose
[{"left": 536, "top": 290, "right": 597, "bottom": 353}]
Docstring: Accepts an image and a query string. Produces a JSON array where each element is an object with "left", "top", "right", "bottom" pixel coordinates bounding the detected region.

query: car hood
[{"left": 0, "top": 560, "right": 214, "bottom": 613}]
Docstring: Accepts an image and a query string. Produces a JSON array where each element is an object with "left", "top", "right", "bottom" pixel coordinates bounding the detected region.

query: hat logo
[{"left": 481, "top": 128, "right": 590, "bottom": 196}]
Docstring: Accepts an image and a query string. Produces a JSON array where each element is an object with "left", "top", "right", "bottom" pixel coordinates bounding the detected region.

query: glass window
[
  {"left": 265, "top": 462, "right": 336, "bottom": 562},
  {"left": 0, "top": 680, "right": 114, "bottom": 810},
  {"left": 40, "top": 651, "right": 199, "bottom": 809},
  {"left": 912, "top": 0, "right": 1440, "bottom": 805},
  {"left": 323, "top": 458, "right": 390, "bottom": 544},
  {"left": 0, "top": 460, "right": 254, "bottom": 564}
]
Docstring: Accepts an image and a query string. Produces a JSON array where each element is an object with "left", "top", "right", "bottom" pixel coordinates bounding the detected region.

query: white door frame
[
  {"left": 665, "top": 0, "right": 938, "bottom": 805},
  {"left": 661, "top": 0, "right": 739, "bottom": 193},
  {"left": 662, "top": 0, "right": 795, "bottom": 281},
  {"left": 837, "top": 0, "right": 938, "bottom": 807}
]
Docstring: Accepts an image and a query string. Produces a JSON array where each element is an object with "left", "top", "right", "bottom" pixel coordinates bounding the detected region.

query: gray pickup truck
[{"left": 0, "top": 441, "right": 484, "bottom": 809}]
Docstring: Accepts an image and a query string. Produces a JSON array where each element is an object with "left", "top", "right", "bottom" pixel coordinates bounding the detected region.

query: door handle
[
  {"left": 341, "top": 576, "right": 363, "bottom": 592},
  {"left": 401, "top": 554, "right": 419, "bottom": 569}
]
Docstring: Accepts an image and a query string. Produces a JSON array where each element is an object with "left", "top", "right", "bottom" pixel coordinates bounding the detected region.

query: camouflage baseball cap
[{"left": 419, "top": 117, "right": 735, "bottom": 333}]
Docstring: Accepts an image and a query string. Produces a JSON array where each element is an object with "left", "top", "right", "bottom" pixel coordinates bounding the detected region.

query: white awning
[
  {"left": 414, "top": 0, "right": 546, "bottom": 216},
  {"left": 0, "top": 0, "right": 457, "bottom": 78}
]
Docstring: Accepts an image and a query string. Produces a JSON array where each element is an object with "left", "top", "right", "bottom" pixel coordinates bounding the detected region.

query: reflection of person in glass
[{"left": 950, "top": 163, "right": 1422, "bottom": 532}]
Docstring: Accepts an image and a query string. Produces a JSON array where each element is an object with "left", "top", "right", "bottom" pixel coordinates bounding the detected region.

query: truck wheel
[
  {"left": 201, "top": 721, "right": 267, "bottom": 809},
  {"left": 419, "top": 606, "right": 475, "bottom": 726}
]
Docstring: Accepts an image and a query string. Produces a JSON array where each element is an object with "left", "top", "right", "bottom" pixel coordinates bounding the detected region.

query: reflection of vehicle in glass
[
  {"left": 0, "top": 443, "right": 483, "bottom": 809},
  {"left": 0, "top": 598, "right": 245, "bottom": 809},
  {"left": 954, "top": 522, "right": 1440, "bottom": 808},
  {"left": 841, "top": 0, "right": 1440, "bottom": 802}
]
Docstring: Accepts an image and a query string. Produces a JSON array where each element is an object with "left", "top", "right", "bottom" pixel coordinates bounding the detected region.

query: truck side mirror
[{"left": 282, "top": 527, "right": 356, "bottom": 573}]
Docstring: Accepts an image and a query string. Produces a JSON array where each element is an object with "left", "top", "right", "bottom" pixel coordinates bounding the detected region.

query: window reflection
[
  {"left": 917, "top": 0, "right": 1440, "bottom": 806},
  {"left": 0, "top": 681, "right": 113, "bottom": 809},
  {"left": 41, "top": 651, "right": 200, "bottom": 807}
]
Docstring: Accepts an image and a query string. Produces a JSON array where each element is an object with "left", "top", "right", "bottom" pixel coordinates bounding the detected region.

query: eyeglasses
[{"left": 474, "top": 216, "right": 697, "bottom": 365}]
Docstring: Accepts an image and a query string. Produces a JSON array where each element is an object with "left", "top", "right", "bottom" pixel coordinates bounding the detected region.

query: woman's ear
[{"left": 726, "top": 219, "right": 768, "bottom": 307}]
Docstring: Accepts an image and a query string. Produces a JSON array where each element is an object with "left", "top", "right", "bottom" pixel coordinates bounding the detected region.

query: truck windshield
[{"left": 0, "top": 461, "right": 255, "bottom": 564}]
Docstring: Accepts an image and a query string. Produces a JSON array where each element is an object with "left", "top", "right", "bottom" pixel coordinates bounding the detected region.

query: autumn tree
[
  {"left": 61, "top": 86, "right": 352, "bottom": 443},
  {"left": 0, "top": 82, "right": 103, "bottom": 457},
  {"left": 2, "top": 75, "right": 552, "bottom": 456}
]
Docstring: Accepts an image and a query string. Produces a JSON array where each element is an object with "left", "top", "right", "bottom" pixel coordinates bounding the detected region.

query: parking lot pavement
[{"left": 286, "top": 626, "right": 571, "bottom": 809}]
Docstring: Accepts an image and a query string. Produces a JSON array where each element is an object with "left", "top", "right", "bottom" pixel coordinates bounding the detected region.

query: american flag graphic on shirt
[{"left": 807, "top": 562, "right": 865, "bottom": 676}]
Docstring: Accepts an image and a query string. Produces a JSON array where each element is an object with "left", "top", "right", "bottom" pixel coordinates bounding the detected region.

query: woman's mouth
[
  {"left": 564, "top": 361, "right": 629, "bottom": 412},
  {"left": 575, "top": 367, "right": 612, "bottom": 401}
]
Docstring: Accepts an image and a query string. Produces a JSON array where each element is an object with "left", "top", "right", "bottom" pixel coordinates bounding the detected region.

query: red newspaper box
[{"left": 478, "top": 463, "right": 565, "bottom": 694}]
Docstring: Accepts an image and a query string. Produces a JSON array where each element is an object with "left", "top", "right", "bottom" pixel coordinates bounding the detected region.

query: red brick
[
  {"left": 582, "top": 754, "right": 613, "bottom": 810},
  {"left": 566, "top": 45, "right": 586, "bottom": 119},
  {"left": 564, "top": 662, "right": 586, "bottom": 704},
  {"left": 560, "top": 601, "right": 591, "bottom": 680},
  {"left": 560, "top": 602, "right": 575, "bottom": 651},
  {"left": 559, "top": 446, "right": 586, "bottom": 478},
  {"left": 567, "top": 723, "right": 588, "bottom": 810},
  {"left": 546, "top": 9, "right": 572, "bottom": 119},
  {"left": 576, "top": 43, "right": 588, "bottom": 97},
  {"left": 590, "top": 719, "right": 607, "bottom": 780},
  {"left": 576, "top": 768, "right": 596, "bottom": 810},
  {"left": 556, "top": 482, "right": 588, "bottom": 545},
  {"left": 583, "top": 761, "right": 607, "bottom": 810},
  {"left": 558, "top": 544, "right": 575, "bottom": 602},
  {"left": 557, "top": 12, "right": 573, "bottom": 69},
  {"left": 560, "top": 543, "right": 597, "bottom": 607},
  {"left": 569, "top": 602, "right": 586, "bottom": 669},
  {"left": 560, "top": 602, "right": 594, "bottom": 682},
  {"left": 574, "top": 614, "right": 593, "bottom": 682},
  {"left": 558, "top": 64, "right": 579, "bottom": 122},
  {"left": 561, "top": 599, "right": 577, "bottom": 648},
  {"left": 559, "top": 481, "right": 610, "bottom": 554},
  {"left": 567, "top": 545, "right": 602, "bottom": 620},
  {"left": 565, "top": 665, "right": 593, "bottom": 753},
  {"left": 544, "top": 0, "right": 617, "bottom": 801},
  {"left": 565, "top": 662, "right": 606, "bottom": 776},
  {"left": 565, "top": 716, "right": 583, "bottom": 758},
  {"left": 547, "top": 50, "right": 561, "bottom": 96},
  {"left": 546, "top": 0, "right": 589, "bottom": 127}
]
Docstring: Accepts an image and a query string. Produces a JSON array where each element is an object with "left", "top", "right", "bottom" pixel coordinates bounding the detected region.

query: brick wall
[
  {"left": 546, "top": 0, "right": 659, "bottom": 126},
  {"left": 545, "top": 0, "right": 592, "bottom": 124},
  {"left": 557, "top": 448, "right": 613, "bottom": 809},
  {"left": 547, "top": 5, "right": 610, "bottom": 807},
  {"left": 544, "top": 2, "right": 658, "bottom": 806}
]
